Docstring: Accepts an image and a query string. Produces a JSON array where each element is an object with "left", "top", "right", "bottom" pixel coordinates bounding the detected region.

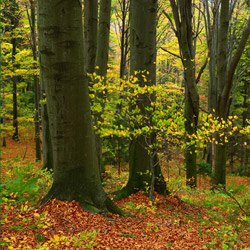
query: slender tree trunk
[
  {"left": 169, "top": 0, "right": 199, "bottom": 187},
  {"left": 2, "top": 81, "right": 7, "bottom": 147},
  {"left": 12, "top": 36, "right": 19, "bottom": 141},
  {"left": 28, "top": 0, "right": 41, "bottom": 161},
  {"left": 36, "top": 1, "right": 53, "bottom": 171},
  {"left": 119, "top": 0, "right": 129, "bottom": 79},
  {"left": 94, "top": 0, "right": 112, "bottom": 175},
  {"left": 37, "top": 0, "right": 123, "bottom": 214}
]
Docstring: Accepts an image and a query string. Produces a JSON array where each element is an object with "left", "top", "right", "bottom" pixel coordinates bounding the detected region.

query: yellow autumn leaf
[{"left": 54, "top": 235, "right": 60, "bottom": 241}]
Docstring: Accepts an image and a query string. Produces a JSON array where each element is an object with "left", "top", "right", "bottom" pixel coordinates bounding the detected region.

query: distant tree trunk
[
  {"left": 115, "top": 0, "right": 166, "bottom": 199},
  {"left": 37, "top": 0, "right": 123, "bottom": 214},
  {"left": 2, "top": 81, "right": 7, "bottom": 147},
  {"left": 28, "top": 0, "right": 41, "bottom": 161},
  {"left": 114, "top": 0, "right": 130, "bottom": 175},
  {"left": 214, "top": 0, "right": 250, "bottom": 185},
  {"left": 119, "top": 0, "right": 130, "bottom": 79},
  {"left": 11, "top": 36, "right": 19, "bottom": 141},
  {"left": 204, "top": 0, "right": 219, "bottom": 166},
  {"left": 94, "top": 0, "right": 112, "bottom": 174}
]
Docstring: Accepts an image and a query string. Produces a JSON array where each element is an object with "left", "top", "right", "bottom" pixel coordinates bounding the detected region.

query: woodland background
[{"left": 1, "top": 0, "right": 250, "bottom": 249}]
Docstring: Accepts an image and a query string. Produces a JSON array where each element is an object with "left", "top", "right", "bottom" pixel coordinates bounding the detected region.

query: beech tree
[
  {"left": 115, "top": 0, "right": 166, "bottom": 199},
  {"left": 168, "top": 0, "right": 200, "bottom": 187},
  {"left": 26, "top": 0, "right": 41, "bottom": 161},
  {"left": 214, "top": 0, "right": 250, "bottom": 185},
  {"left": 94, "top": 0, "right": 112, "bottom": 173},
  {"left": 37, "top": 0, "right": 123, "bottom": 214}
]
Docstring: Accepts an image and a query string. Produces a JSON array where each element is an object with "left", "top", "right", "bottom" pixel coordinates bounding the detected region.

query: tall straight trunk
[
  {"left": 94, "top": 0, "right": 112, "bottom": 174},
  {"left": 37, "top": 1, "right": 53, "bottom": 170},
  {"left": 119, "top": 0, "right": 129, "bottom": 79},
  {"left": 37, "top": 0, "right": 123, "bottom": 214},
  {"left": 28, "top": 0, "right": 41, "bottom": 161},
  {"left": 169, "top": 0, "right": 199, "bottom": 187},
  {"left": 115, "top": 0, "right": 166, "bottom": 200},
  {"left": 2, "top": 81, "right": 7, "bottom": 147},
  {"left": 10, "top": 0, "right": 19, "bottom": 141},
  {"left": 214, "top": 0, "right": 250, "bottom": 185},
  {"left": 204, "top": 0, "right": 219, "bottom": 166}
]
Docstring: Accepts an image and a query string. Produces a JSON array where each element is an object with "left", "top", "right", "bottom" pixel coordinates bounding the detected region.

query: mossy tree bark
[
  {"left": 115, "top": 0, "right": 167, "bottom": 200},
  {"left": 37, "top": 0, "right": 124, "bottom": 214}
]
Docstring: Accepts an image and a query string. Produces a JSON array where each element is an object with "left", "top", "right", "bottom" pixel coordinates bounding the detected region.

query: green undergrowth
[
  {"left": 180, "top": 179, "right": 250, "bottom": 249},
  {"left": 1, "top": 159, "right": 53, "bottom": 206}
]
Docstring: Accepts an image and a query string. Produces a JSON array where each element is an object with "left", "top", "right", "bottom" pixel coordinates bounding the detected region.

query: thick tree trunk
[
  {"left": 115, "top": 0, "right": 167, "bottom": 199},
  {"left": 37, "top": 0, "right": 123, "bottom": 214},
  {"left": 214, "top": 0, "right": 250, "bottom": 185}
]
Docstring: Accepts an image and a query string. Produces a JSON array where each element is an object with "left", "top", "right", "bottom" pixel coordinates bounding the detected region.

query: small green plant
[
  {"left": 1, "top": 163, "right": 53, "bottom": 204},
  {"left": 1, "top": 164, "right": 39, "bottom": 203},
  {"left": 36, "top": 234, "right": 45, "bottom": 243},
  {"left": 73, "top": 230, "right": 99, "bottom": 248},
  {"left": 167, "top": 176, "right": 187, "bottom": 195},
  {"left": 227, "top": 179, "right": 247, "bottom": 194},
  {"left": 123, "top": 201, "right": 148, "bottom": 215}
]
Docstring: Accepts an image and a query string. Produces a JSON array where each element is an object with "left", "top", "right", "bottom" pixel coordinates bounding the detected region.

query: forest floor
[{"left": 1, "top": 132, "right": 250, "bottom": 249}]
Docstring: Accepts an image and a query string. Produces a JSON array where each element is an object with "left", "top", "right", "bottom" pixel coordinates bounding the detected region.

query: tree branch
[{"left": 159, "top": 46, "right": 181, "bottom": 59}]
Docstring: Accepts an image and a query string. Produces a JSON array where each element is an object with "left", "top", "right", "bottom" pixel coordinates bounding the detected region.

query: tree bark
[
  {"left": 37, "top": 0, "right": 124, "bottom": 214},
  {"left": 28, "top": 0, "right": 41, "bottom": 161},
  {"left": 169, "top": 0, "right": 199, "bottom": 187},
  {"left": 115, "top": 0, "right": 167, "bottom": 199},
  {"left": 12, "top": 35, "right": 19, "bottom": 141},
  {"left": 84, "top": 0, "right": 98, "bottom": 77},
  {"left": 214, "top": 0, "right": 250, "bottom": 185},
  {"left": 2, "top": 81, "right": 7, "bottom": 147},
  {"left": 94, "top": 0, "right": 112, "bottom": 175}
]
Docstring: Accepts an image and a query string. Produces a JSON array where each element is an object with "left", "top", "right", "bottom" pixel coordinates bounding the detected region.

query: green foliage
[
  {"left": 227, "top": 179, "right": 248, "bottom": 194},
  {"left": 167, "top": 176, "right": 187, "bottom": 195},
  {"left": 1, "top": 163, "right": 53, "bottom": 204},
  {"left": 72, "top": 230, "right": 99, "bottom": 248},
  {"left": 197, "top": 160, "right": 212, "bottom": 177}
]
